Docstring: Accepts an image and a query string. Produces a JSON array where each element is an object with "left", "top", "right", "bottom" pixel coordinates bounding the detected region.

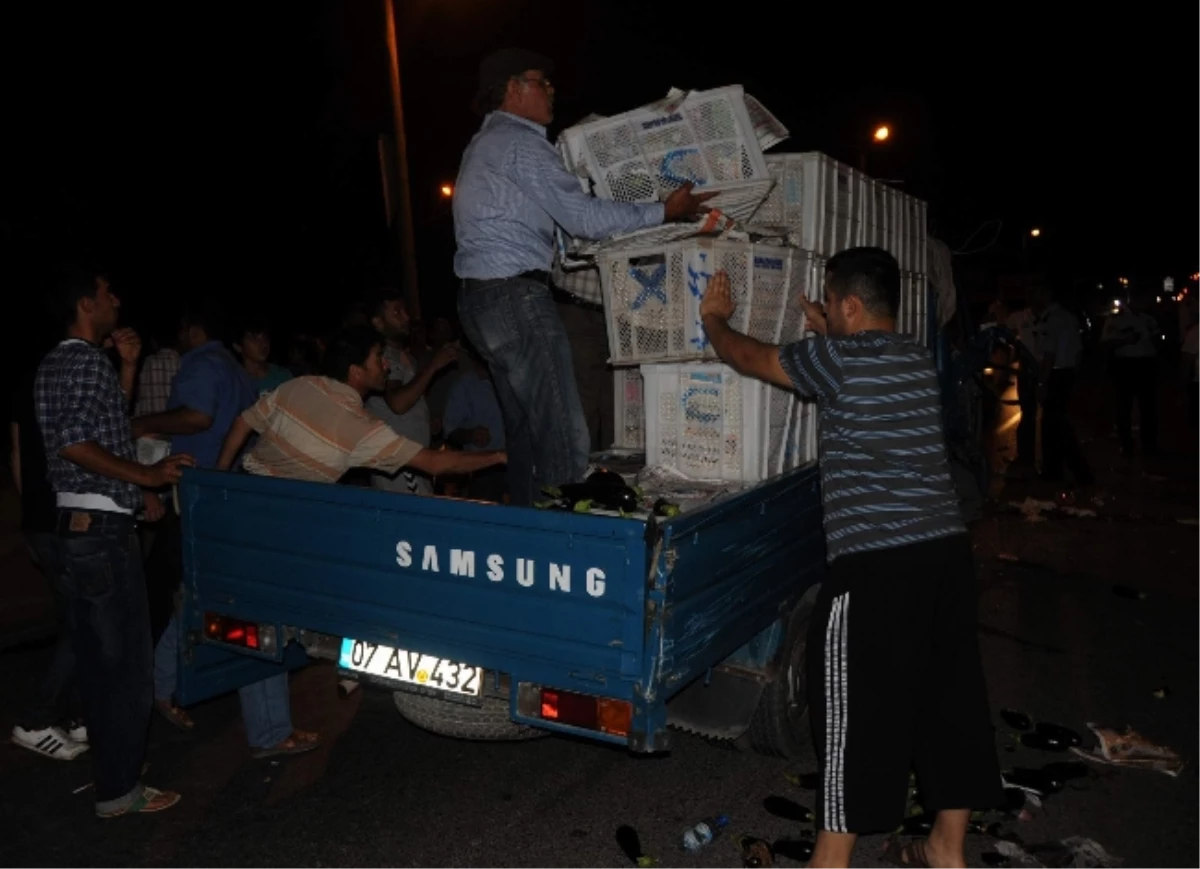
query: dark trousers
[
  {"left": 1112, "top": 356, "right": 1158, "bottom": 454},
  {"left": 808, "top": 535, "right": 1002, "bottom": 833},
  {"left": 555, "top": 300, "right": 614, "bottom": 452},
  {"left": 21, "top": 530, "right": 81, "bottom": 730},
  {"left": 1040, "top": 369, "right": 1093, "bottom": 484},
  {"left": 458, "top": 278, "right": 591, "bottom": 506},
  {"left": 55, "top": 509, "right": 152, "bottom": 804}
]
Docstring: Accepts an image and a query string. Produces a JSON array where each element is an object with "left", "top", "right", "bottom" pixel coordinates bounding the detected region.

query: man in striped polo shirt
[{"left": 700, "top": 247, "right": 1001, "bottom": 868}]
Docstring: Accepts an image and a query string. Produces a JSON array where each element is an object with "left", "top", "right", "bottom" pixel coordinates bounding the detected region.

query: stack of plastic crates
[
  {"left": 746, "top": 151, "right": 931, "bottom": 345},
  {"left": 597, "top": 237, "right": 823, "bottom": 482}
]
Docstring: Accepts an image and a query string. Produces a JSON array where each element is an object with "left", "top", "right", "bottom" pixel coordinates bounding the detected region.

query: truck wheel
[
  {"left": 747, "top": 589, "right": 817, "bottom": 758},
  {"left": 392, "top": 691, "right": 548, "bottom": 742}
]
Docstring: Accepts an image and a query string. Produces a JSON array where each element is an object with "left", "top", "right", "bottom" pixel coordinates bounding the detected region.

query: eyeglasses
[{"left": 517, "top": 75, "right": 552, "bottom": 91}]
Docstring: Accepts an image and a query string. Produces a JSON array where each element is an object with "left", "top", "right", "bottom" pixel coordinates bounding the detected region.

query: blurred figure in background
[
  {"left": 234, "top": 316, "right": 292, "bottom": 397},
  {"left": 1101, "top": 290, "right": 1159, "bottom": 458},
  {"left": 442, "top": 341, "right": 507, "bottom": 503}
]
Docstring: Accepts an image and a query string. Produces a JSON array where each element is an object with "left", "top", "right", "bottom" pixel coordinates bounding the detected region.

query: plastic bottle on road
[{"left": 681, "top": 815, "right": 729, "bottom": 852}]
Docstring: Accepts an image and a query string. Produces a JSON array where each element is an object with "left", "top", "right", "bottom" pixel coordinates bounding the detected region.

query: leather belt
[{"left": 462, "top": 269, "right": 550, "bottom": 291}]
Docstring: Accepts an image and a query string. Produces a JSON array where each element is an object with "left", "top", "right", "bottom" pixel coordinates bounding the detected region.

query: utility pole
[{"left": 383, "top": 0, "right": 420, "bottom": 319}]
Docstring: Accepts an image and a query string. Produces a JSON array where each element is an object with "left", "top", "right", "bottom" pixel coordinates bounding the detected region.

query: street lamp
[
  {"left": 860, "top": 124, "right": 891, "bottom": 172},
  {"left": 383, "top": 0, "right": 420, "bottom": 319},
  {"left": 1030, "top": 228, "right": 1041, "bottom": 238},
  {"left": 440, "top": 184, "right": 454, "bottom": 199}
]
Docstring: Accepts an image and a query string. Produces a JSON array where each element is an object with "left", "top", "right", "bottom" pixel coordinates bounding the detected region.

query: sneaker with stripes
[{"left": 11, "top": 725, "right": 88, "bottom": 760}]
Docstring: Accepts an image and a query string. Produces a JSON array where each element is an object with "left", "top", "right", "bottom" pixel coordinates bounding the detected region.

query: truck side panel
[
  {"left": 177, "top": 470, "right": 650, "bottom": 709},
  {"left": 650, "top": 465, "right": 825, "bottom": 708}
]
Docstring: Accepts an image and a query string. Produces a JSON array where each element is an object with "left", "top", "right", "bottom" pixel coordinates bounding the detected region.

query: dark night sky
[{"left": 3, "top": 0, "right": 1197, "bottom": 356}]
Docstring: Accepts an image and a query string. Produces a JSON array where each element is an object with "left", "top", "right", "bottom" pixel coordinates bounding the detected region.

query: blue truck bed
[{"left": 176, "top": 463, "right": 825, "bottom": 753}]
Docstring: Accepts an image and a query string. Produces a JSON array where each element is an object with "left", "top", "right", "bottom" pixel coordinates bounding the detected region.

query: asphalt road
[{"left": 1, "top": 375, "right": 1196, "bottom": 867}]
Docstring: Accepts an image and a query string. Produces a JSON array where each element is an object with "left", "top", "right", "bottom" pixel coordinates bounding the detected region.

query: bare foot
[
  {"left": 251, "top": 729, "right": 321, "bottom": 759},
  {"left": 154, "top": 699, "right": 195, "bottom": 730},
  {"left": 923, "top": 837, "right": 966, "bottom": 869}
]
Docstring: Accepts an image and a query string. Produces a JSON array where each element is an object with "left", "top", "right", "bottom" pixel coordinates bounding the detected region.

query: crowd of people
[{"left": 7, "top": 264, "right": 513, "bottom": 816}]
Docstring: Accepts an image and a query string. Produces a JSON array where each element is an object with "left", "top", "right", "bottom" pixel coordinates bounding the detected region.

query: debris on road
[
  {"left": 771, "top": 837, "right": 814, "bottom": 863},
  {"left": 1010, "top": 497, "right": 1099, "bottom": 522},
  {"left": 762, "top": 795, "right": 814, "bottom": 823},
  {"left": 616, "top": 825, "right": 655, "bottom": 867},
  {"left": 995, "top": 835, "right": 1122, "bottom": 867},
  {"left": 782, "top": 770, "right": 819, "bottom": 789},
  {"left": 1071, "top": 723, "right": 1185, "bottom": 777},
  {"left": 737, "top": 834, "right": 774, "bottom": 867}
]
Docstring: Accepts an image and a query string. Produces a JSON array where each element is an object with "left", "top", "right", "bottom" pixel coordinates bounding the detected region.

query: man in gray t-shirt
[
  {"left": 365, "top": 288, "right": 458, "bottom": 495},
  {"left": 699, "top": 247, "right": 1000, "bottom": 869}
]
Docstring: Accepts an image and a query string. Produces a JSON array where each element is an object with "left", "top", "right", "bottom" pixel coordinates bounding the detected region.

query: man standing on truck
[
  {"left": 698, "top": 247, "right": 1002, "bottom": 869},
  {"left": 452, "top": 47, "right": 715, "bottom": 506},
  {"left": 35, "top": 263, "right": 194, "bottom": 817}
]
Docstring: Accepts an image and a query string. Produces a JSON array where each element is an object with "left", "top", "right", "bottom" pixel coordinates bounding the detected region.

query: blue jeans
[
  {"left": 457, "top": 277, "right": 591, "bottom": 506},
  {"left": 154, "top": 613, "right": 292, "bottom": 750},
  {"left": 55, "top": 509, "right": 152, "bottom": 812}
]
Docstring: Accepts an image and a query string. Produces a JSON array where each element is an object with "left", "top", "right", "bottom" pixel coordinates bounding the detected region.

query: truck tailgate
[{"left": 178, "top": 470, "right": 651, "bottom": 704}]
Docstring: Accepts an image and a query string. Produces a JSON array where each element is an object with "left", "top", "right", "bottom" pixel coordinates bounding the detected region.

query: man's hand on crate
[
  {"left": 700, "top": 272, "right": 792, "bottom": 389},
  {"left": 699, "top": 271, "right": 736, "bottom": 322},
  {"left": 663, "top": 181, "right": 718, "bottom": 223},
  {"left": 799, "top": 298, "right": 829, "bottom": 336}
]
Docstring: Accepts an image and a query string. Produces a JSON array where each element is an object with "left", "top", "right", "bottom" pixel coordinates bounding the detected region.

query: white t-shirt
[
  {"left": 1101, "top": 310, "right": 1158, "bottom": 359},
  {"left": 1033, "top": 303, "right": 1082, "bottom": 370},
  {"left": 1182, "top": 323, "right": 1199, "bottom": 383}
]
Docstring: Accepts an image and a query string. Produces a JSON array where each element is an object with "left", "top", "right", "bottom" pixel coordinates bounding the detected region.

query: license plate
[{"left": 338, "top": 638, "right": 481, "bottom": 697}]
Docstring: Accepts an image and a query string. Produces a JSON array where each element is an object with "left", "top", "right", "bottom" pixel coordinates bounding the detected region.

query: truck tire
[
  {"left": 747, "top": 588, "right": 818, "bottom": 758},
  {"left": 392, "top": 691, "right": 548, "bottom": 742}
]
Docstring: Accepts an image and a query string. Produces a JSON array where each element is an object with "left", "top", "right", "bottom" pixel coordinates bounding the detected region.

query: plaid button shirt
[
  {"left": 133, "top": 347, "right": 181, "bottom": 416},
  {"left": 35, "top": 338, "right": 141, "bottom": 511}
]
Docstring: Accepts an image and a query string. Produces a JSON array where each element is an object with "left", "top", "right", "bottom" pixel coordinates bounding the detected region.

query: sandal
[
  {"left": 882, "top": 837, "right": 931, "bottom": 868},
  {"left": 96, "top": 786, "right": 182, "bottom": 818},
  {"left": 251, "top": 729, "right": 320, "bottom": 760},
  {"left": 154, "top": 700, "right": 195, "bottom": 731}
]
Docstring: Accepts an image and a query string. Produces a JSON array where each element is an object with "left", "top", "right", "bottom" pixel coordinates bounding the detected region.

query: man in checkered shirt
[{"left": 34, "top": 263, "right": 194, "bottom": 818}]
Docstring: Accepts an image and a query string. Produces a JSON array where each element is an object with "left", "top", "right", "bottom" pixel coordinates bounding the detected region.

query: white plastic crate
[
  {"left": 558, "top": 86, "right": 771, "bottom": 205},
  {"left": 597, "top": 239, "right": 821, "bottom": 365},
  {"left": 570, "top": 178, "right": 775, "bottom": 257},
  {"left": 642, "top": 362, "right": 818, "bottom": 483},
  {"left": 897, "top": 272, "right": 930, "bottom": 344},
  {"left": 749, "top": 154, "right": 928, "bottom": 270},
  {"left": 746, "top": 153, "right": 865, "bottom": 255},
  {"left": 612, "top": 367, "right": 645, "bottom": 450}
]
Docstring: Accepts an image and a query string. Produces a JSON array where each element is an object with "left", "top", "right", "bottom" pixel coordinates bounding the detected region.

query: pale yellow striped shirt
[{"left": 241, "top": 376, "right": 422, "bottom": 483}]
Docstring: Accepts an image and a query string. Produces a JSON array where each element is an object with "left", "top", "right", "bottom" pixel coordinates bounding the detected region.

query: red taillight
[
  {"left": 204, "top": 612, "right": 270, "bottom": 652},
  {"left": 532, "top": 687, "right": 631, "bottom": 737}
]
